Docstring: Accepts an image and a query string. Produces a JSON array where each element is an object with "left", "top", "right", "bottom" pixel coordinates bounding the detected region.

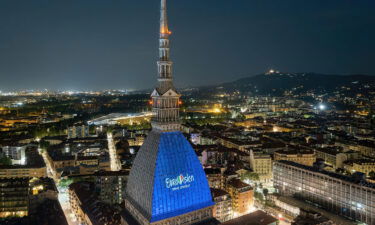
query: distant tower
[{"left": 125, "top": 1, "right": 214, "bottom": 225}]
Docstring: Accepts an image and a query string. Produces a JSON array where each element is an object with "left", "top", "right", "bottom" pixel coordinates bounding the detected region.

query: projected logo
[{"left": 165, "top": 174, "right": 194, "bottom": 191}]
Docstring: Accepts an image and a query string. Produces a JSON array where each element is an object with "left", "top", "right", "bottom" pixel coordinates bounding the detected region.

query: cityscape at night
[{"left": 0, "top": 0, "right": 375, "bottom": 225}]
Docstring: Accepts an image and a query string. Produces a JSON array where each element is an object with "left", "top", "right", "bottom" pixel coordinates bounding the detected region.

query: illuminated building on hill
[{"left": 124, "top": 1, "right": 214, "bottom": 224}]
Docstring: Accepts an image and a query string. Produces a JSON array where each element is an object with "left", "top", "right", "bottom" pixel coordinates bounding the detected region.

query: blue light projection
[{"left": 150, "top": 132, "right": 214, "bottom": 222}]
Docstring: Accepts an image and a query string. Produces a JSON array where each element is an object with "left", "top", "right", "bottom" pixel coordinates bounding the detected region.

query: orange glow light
[{"left": 160, "top": 27, "right": 172, "bottom": 35}]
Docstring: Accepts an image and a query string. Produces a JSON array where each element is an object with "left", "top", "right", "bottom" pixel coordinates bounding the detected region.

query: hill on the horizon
[{"left": 195, "top": 72, "right": 375, "bottom": 96}]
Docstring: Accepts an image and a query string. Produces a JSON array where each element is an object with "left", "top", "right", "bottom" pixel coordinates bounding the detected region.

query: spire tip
[{"left": 160, "top": 0, "right": 169, "bottom": 35}]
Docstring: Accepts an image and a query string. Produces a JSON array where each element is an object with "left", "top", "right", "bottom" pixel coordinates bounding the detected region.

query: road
[
  {"left": 58, "top": 187, "right": 79, "bottom": 225},
  {"left": 39, "top": 147, "right": 79, "bottom": 225},
  {"left": 107, "top": 132, "right": 121, "bottom": 171}
]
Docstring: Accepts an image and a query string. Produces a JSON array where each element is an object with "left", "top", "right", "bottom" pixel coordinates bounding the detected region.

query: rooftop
[
  {"left": 93, "top": 170, "right": 130, "bottom": 177},
  {"left": 227, "top": 178, "right": 252, "bottom": 190},
  {"left": 210, "top": 188, "right": 229, "bottom": 198},
  {"left": 276, "top": 160, "right": 375, "bottom": 189},
  {"left": 221, "top": 210, "right": 277, "bottom": 225},
  {"left": 274, "top": 149, "right": 315, "bottom": 155}
]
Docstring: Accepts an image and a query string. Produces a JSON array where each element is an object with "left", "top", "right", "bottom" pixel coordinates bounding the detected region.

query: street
[
  {"left": 107, "top": 132, "right": 121, "bottom": 171},
  {"left": 39, "top": 147, "right": 79, "bottom": 225}
]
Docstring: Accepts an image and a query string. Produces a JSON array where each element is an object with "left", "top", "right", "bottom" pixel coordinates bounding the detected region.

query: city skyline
[
  {"left": 0, "top": 1, "right": 375, "bottom": 224},
  {"left": 0, "top": 0, "right": 374, "bottom": 91}
]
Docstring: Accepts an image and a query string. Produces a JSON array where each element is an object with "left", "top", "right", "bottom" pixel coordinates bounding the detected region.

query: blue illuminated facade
[
  {"left": 150, "top": 132, "right": 214, "bottom": 222},
  {"left": 126, "top": 131, "right": 214, "bottom": 223}
]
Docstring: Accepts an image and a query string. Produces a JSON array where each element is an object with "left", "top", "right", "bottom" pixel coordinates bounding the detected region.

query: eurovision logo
[{"left": 165, "top": 174, "right": 194, "bottom": 190}]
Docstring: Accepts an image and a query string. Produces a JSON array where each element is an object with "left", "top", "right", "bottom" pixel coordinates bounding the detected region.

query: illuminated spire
[
  {"left": 125, "top": 1, "right": 215, "bottom": 222},
  {"left": 150, "top": 0, "right": 181, "bottom": 132},
  {"left": 160, "top": 0, "right": 169, "bottom": 35}
]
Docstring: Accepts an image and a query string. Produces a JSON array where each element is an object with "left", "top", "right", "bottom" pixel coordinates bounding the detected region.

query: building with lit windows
[
  {"left": 211, "top": 188, "right": 233, "bottom": 222},
  {"left": 0, "top": 177, "right": 58, "bottom": 219},
  {"left": 0, "top": 147, "right": 46, "bottom": 178},
  {"left": 69, "top": 182, "right": 122, "bottom": 225},
  {"left": 344, "top": 159, "right": 375, "bottom": 176},
  {"left": 314, "top": 147, "right": 360, "bottom": 170},
  {"left": 274, "top": 149, "right": 316, "bottom": 166},
  {"left": 1, "top": 143, "right": 27, "bottom": 165},
  {"left": 350, "top": 141, "right": 375, "bottom": 158},
  {"left": 225, "top": 179, "right": 253, "bottom": 216},
  {"left": 274, "top": 160, "right": 375, "bottom": 225},
  {"left": 67, "top": 124, "right": 89, "bottom": 139},
  {"left": 0, "top": 166, "right": 46, "bottom": 178},
  {"left": 0, "top": 178, "right": 29, "bottom": 218},
  {"left": 94, "top": 170, "right": 129, "bottom": 205},
  {"left": 124, "top": 0, "right": 214, "bottom": 224},
  {"left": 249, "top": 150, "right": 272, "bottom": 183}
]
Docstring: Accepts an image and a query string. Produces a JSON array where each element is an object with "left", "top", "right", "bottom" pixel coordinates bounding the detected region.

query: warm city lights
[{"left": 0, "top": 0, "right": 373, "bottom": 225}]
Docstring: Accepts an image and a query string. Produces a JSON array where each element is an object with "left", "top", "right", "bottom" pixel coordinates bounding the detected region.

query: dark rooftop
[
  {"left": 227, "top": 178, "right": 252, "bottom": 190},
  {"left": 210, "top": 188, "right": 229, "bottom": 198},
  {"left": 93, "top": 170, "right": 129, "bottom": 176},
  {"left": 222, "top": 210, "right": 277, "bottom": 225}
]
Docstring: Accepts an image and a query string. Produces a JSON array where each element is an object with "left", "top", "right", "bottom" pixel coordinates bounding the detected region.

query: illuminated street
[
  {"left": 58, "top": 187, "right": 79, "bottom": 225},
  {"left": 39, "top": 147, "right": 78, "bottom": 225},
  {"left": 107, "top": 132, "right": 121, "bottom": 171}
]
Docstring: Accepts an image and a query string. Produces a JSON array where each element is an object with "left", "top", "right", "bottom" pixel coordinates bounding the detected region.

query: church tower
[{"left": 125, "top": 1, "right": 214, "bottom": 225}]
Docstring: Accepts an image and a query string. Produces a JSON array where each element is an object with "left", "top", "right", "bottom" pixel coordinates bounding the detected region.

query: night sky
[{"left": 0, "top": 0, "right": 374, "bottom": 91}]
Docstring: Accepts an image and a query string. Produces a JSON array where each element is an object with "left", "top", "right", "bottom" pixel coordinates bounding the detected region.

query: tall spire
[
  {"left": 160, "top": 0, "right": 169, "bottom": 35},
  {"left": 125, "top": 2, "right": 215, "bottom": 223},
  {"left": 151, "top": 0, "right": 181, "bottom": 132}
]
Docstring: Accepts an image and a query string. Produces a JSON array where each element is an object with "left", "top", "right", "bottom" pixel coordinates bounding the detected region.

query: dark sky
[{"left": 0, "top": 0, "right": 374, "bottom": 91}]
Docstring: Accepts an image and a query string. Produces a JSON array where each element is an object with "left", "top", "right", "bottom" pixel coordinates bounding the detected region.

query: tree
[
  {"left": 254, "top": 191, "right": 264, "bottom": 202},
  {"left": 59, "top": 178, "right": 73, "bottom": 188},
  {"left": 0, "top": 156, "right": 12, "bottom": 166},
  {"left": 263, "top": 188, "right": 269, "bottom": 197},
  {"left": 40, "top": 140, "right": 50, "bottom": 149},
  {"left": 116, "top": 139, "right": 130, "bottom": 154},
  {"left": 241, "top": 171, "right": 260, "bottom": 182}
]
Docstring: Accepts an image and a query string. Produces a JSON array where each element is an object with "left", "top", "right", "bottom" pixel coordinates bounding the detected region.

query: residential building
[
  {"left": 69, "top": 182, "right": 123, "bottom": 225},
  {"left": 249, "top": 150, "right": 272, "bottom": 183},
  {"left": 344, "top": 159, "right": 375, "bottom": 176},
  {"left": 0, "top": 178, "right": 29, "bottom": 218},
  {"left": 211, "top": 188, "right": 233, "bottom": 222},
  {"left": 68, "top": 124, "right": 89, "bottom": 139},
  {"left": 94, "top": 170, "right": 129, "bottom": 205},
  {"left": 314, "top": 148, "right": 359, "bottom": 169},
  {"left": 0, "top": 177, "right": 59, "bottom": 219},
  {"left": 274, "top": 149, "right": 316, "bottom": 166},
  {"left": 225, "top": 179, "right": 253, "bottom": 216},
  {"left": 1, "top": 144, "right": 27, "bottom": 165},
  {"left": 205, "top": 168, "right": 224, "bottom": 189},
  {"left": 0, "top": 166, "right": 46, "bottom": 178},
  {"left": 0, "top": 147, "right": 46, "bottom": 178}
]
